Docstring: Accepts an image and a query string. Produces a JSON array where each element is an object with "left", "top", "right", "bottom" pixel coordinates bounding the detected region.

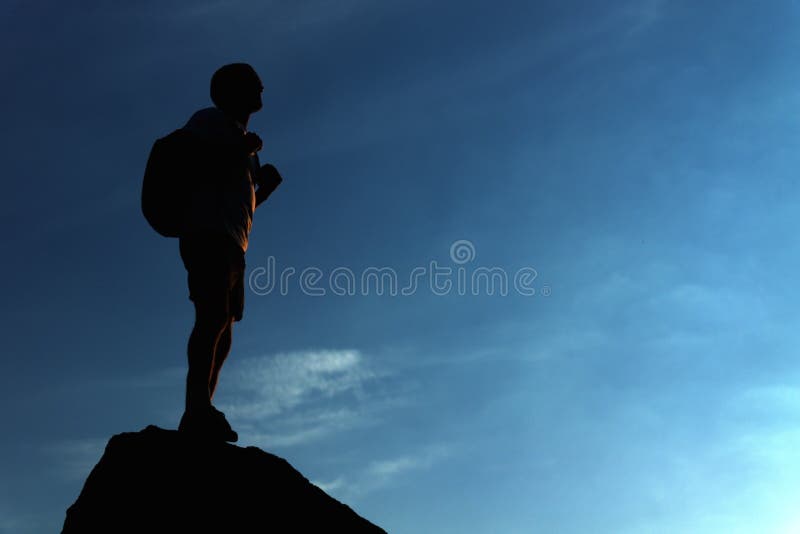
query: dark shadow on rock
[{"left": 61, "top": 425, "right": 387, "bottom": 533}]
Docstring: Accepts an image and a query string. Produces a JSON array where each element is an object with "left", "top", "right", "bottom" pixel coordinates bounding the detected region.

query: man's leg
[
  {"left": 185, "top": 304, "right": 230, "bottom": 413},
  {"left": 184, "top": 306, "right": 238, "bottom": 442},
  {"left": 208, "top": 260, "right": 244, "bottom": 402},
  {"left": 179, "top": 234, "right": 241, "bottom": 441},
  {"left": 209, "top": 317, "right": 233, "bottom": 401}
]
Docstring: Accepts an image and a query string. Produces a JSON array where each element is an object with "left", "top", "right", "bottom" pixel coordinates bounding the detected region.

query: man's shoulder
[{"left": 184, "top": 107, "right": 239, "bottom": 140}]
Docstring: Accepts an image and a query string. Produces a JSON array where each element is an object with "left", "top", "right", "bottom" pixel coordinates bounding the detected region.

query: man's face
[
  {"left": 218, "top": 68, "right": 264, "bottom": 118},
  {"left": 246, "top": 75, "right": 264, "bottom": 114}
]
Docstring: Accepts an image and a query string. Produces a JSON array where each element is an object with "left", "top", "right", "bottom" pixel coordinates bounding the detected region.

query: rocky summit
[{"left": 62, "top": 425, "right": 386, "bottom": 533}]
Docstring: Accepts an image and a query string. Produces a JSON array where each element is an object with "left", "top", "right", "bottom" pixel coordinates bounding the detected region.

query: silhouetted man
[{"left": 178, "top": 63, "right": 282, "bottom": 441}]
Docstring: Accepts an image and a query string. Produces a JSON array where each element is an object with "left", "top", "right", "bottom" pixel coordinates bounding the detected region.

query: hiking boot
[
  {"left": 178, "top": 409, "right": 209, "bottom": 436},
  {"left": 209, "top": 406, "right": 238, "bottom": 443},
  {"left": 178, "top": 406, "right": 238, "bottom": 443}
]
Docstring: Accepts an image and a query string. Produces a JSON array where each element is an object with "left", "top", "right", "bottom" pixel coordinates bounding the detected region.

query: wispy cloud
[
  {"left": 314, "top": 443, "right": 451, "bottom": 500},
  {"left": 237, "top": 406, "right": 373, "bottom": 448},
  {"left": 220, "top": 349, "right": 393, "bottom": 448},
  {"left": 366, "top": 446, "right": 447, "bottom": 480},
  {"left": 223, "top": 349, "right": 375, "bottom": 418},
  {"left": 311, "top": 476, "right": 347, "bottom": 494},
  {"left": 216, "top": 348, "right": 456, "bottom": 500}
]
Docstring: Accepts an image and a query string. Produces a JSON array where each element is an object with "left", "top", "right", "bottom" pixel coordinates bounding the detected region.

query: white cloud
[
  {"left": 218, "top": 349, "right": 394, "bottom": 448},
  {"left": 311, "top": 476, "right": 346, "bottom": 494},
  {"left": 222, "top": 349, "right": 374, "bottom": 420},
  {"left": 237, "top": 406, "right": 371, "bottom": 449},
  {"left": 367, "top": 454, "right": 432, "bottom": 478},
  {"left": 315, "top": 444, "right": 451, "bottom": 501},
  {"left": 357, "top": 444, "right": 450, "bottom": 491}
]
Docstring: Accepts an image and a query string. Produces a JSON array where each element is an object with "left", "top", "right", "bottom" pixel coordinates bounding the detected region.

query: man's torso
[{"left": 182, "top": 107, "right": 256, "bottom": 252}]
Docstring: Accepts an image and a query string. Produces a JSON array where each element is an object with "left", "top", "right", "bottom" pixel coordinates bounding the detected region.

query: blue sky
[{"left": 3, "top": 0, "right": 800, "bottom": 532}]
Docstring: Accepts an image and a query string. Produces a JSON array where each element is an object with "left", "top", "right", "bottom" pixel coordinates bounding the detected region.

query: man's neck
[
  {"left": 234, "top": 115, "right": 249, "bottom": 131},
  {"left": 218, "top": 107, "right": 250, "bottom": 131},
  {"left": 231, "top": 112, "right": 250, "bottom": 131}
]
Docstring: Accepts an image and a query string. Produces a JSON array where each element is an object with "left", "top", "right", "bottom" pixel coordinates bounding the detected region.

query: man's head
[{"left": 210, "top": 63, "right": 264, "bottom": 119}]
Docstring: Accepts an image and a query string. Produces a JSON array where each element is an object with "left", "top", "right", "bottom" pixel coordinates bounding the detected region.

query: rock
[{"left": 61, "top": 425, "right": 386, "bottom": 533}]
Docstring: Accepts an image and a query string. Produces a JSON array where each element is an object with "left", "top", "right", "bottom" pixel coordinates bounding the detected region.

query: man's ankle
[{"left": 185, "top": 401, "right": 212, "bottom": 414}]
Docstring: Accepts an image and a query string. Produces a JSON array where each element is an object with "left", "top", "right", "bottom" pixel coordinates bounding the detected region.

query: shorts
[{"left": 179, "top": 232, "right": 246, "bottom": 322}]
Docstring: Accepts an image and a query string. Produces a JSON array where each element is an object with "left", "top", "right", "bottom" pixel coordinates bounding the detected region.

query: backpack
[{"left": 141, "top": 128, "right": 201, "bottom": 238}]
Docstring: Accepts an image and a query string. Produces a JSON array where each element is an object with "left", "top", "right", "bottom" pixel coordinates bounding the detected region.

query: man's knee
[{"left": 193, "top": 305, "right": 232, "bottom": 334}]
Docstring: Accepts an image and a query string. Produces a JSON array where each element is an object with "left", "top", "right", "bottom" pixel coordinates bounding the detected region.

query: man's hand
[
  {"left": 243, "top": 132, "right": 263, "bottom": 155},
  {"left": 257, "top": 163, "right": 283, "bottom": 190},
  {"left": 255, "top": 163, "right": 283, "bottom": 207}
]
